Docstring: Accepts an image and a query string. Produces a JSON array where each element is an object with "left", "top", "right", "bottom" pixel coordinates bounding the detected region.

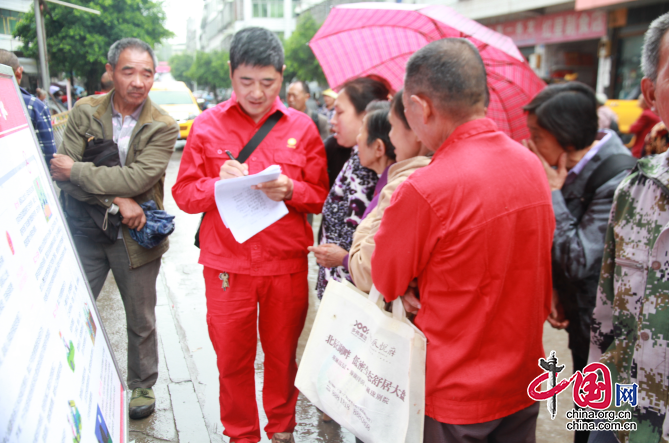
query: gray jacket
[{"left": 552, "top": 131, "right": 633, "bottom": 360}]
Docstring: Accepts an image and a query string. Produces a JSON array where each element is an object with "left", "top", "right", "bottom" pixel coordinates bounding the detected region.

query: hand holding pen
[{"left": 219, "top": 150, "right": 249, "bottom": 179}]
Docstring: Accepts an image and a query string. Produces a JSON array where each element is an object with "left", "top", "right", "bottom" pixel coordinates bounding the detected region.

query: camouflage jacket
[{"left": 590, "top": 150, "right": 669, "bottom": 443}]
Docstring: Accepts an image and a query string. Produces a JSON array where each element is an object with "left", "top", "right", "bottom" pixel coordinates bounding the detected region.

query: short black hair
[
  {"left": 364, "top": 101, "right": 396, "bottom": 161},
  {"left": 230, "top": 27, "right": 284, "bottom": 73},
  {"left": 340, "top": 77, "right": 390, "bottom": 115},
  {"left": 290, "top": 80, "right": 310, "bottom": 95},
  {"left": 404, "top": 38, "right": 487, "bottom": 117},
  {"left": 390, "top": 89, "right": 410, "bottom": 130},
  {"left": 523, "top": 82, "right": 598, "bottom": 151}
]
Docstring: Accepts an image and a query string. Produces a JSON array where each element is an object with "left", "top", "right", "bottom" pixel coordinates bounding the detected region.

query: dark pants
[
  {"left": 587, "top": 428, "right": 620, "bottom": 443},
  {"left": 572, "top": 351, "right": 590, "bottom": 443},
  {"left": 74, "top": 236, "right": 161, "bottom": 390},
  {"left": 423, "top": 402, "right": 540, "bottom": 443}
]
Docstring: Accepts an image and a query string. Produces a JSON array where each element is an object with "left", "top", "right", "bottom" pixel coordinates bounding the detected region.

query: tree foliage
[
  {"left": 186, "top": 50, "right": 230, "bottom": 99},
  {"left": 13, "top": 0, "right": 173, "bottom": 93},
  {"left": 283, "top": 13, "right": 326, "bottom": 85},
  {"left": 169, "top": 53, "right": 194, "bottom": 87}
]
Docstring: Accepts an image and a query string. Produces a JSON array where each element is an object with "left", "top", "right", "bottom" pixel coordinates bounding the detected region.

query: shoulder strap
[
  {"left": 577, "top": 154, "right": 637, "bottom": 223},
  {"left": 584, "top": 154, "right": 637, "bottom": 196},
  {"left": 236, "top": 110, "right": 283, "bottom": 163},
  {"left": 193, "top": 109, "right": 282, "bottom": 249}
]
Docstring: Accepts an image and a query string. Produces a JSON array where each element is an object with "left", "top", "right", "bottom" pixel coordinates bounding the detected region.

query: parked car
[{"left": 149, "top": 81, "right": 201, "bottom": 139}]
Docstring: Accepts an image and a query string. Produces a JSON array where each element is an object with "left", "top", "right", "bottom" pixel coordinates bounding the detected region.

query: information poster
[{"left": 0, "top": 66, "right": 127, "bottom": 443}]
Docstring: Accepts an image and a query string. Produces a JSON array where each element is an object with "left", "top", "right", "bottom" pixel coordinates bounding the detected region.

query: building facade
[
  {"left": 200, "top": 0, "right": 300, "bottom": 52},
  {"left": 469, "top": 0, "right": 669, "bottom": 101},
  {"left": 298, "top": 0, "right": 668, "bottom": 103},
  {"left": 1, "top": 0, "right": 30, "bottom": 53}
]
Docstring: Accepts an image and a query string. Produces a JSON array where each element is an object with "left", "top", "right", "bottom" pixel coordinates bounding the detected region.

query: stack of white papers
[{"left": 214, "top": 165, "right": 289, "bottom": 243}]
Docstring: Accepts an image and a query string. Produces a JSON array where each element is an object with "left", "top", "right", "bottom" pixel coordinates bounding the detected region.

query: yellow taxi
[
  {"left": 149, "top": 82, "right": 201, "bottom": 139},
  {"left": 606, "top": 99, "right": 642, "bottom": 134}
]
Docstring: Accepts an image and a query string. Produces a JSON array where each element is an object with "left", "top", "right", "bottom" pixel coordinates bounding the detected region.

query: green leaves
[
  {"left": 13, "top": 0, "right": 173, "bottom": 93},
  {"left": 185, "top": 50, "right": 231, "bottom": 98},
  {"left": 169, "top": 53, "right": 194, "bottom": 85},
  {"left": 283, "top": 13, "right": 326, "bottom": 85}
]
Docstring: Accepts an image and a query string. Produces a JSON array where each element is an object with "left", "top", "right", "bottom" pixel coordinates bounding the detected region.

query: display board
[{"left": 0, "top": 65, "right": 127, "bottom": 443}]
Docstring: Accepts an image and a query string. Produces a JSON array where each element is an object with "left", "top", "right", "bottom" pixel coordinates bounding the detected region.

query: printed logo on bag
[
  {"left": 371, "top": 338, "right": 396, "bottom": 358},
  {"left": 287, "top": 138, "right": 297, "bottom": 149},
  {"left": 352, "top": 320, "right": 370, "bottom": 342},
  {"left": 527, "top": 350, "right": 638, "bottom": 433}
]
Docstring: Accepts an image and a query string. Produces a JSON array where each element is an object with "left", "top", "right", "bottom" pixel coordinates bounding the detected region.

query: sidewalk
[
  {"left": 95, "top": 146, "right": 575, "bottom": 443},
  {"left": 96, "top": 271, "right": 210, "bottom": 443}
]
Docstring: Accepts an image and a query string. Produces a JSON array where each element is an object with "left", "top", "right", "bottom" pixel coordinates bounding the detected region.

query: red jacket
[
  {"left": 371, "top": 118, "right": 554, "bottom": 424},
  {"left": 172, "top": 97, "right": 329, "bottom": 275},
  {"left": 630, "top": 109, "right": 660, "bottom": 158}
]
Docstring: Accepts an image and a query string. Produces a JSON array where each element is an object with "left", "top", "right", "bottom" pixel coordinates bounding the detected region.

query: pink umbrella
[{"left": 310, "top": 3, "right": 545, "bottom": 141}]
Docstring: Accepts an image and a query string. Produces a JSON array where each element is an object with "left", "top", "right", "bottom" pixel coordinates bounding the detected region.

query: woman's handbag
[{"left": 295, "top": 281, "right": 426, "bottom": 443}]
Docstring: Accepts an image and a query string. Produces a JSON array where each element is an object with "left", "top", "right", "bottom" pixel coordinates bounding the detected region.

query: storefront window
[{"left": 614, "top": 34, "right": 644, "bottom": 100}]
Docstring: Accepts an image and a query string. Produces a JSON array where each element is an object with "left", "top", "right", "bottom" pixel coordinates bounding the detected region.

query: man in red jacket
[
  {"left": 371, "top": 39, "right": 554, "bottom": 442},
  {"left": 172, "top": 28, "right": 328, "bottom": 443}
]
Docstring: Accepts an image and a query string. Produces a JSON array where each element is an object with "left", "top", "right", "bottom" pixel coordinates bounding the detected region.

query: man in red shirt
[
  {"left": 371, "top": 39, "right": 554, "bottom": 442},
  {"left": 172, "top": 28, "right": 328, "bottom": 443}
]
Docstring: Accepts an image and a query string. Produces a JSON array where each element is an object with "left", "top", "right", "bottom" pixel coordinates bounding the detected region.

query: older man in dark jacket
[{"left": 524, "top": 82, "right": 635, "bottom": 443}]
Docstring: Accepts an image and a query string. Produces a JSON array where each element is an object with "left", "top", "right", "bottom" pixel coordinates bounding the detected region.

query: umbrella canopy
[{"left": 310, "top": 3, "right": 545, "bottom": 141}]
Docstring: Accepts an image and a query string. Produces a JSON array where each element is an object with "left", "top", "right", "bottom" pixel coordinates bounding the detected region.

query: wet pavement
[{"left": 95, "top": 144, "right": 575, "bottom": 443}]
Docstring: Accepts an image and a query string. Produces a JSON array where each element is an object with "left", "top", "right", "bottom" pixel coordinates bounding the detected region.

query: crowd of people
[{"left": 8, "top": 8, "right": 668, "bottom": 443}]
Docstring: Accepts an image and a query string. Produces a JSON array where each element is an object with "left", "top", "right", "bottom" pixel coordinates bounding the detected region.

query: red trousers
[{"left": 203, "top": 267, "right": 309, "bottom": 443}]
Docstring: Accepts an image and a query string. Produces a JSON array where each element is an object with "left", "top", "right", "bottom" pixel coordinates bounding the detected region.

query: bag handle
[{"left": 369, "top": 285, "right": 407, "bottom": 321}]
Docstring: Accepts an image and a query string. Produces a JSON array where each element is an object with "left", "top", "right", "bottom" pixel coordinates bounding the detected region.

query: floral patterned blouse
[{"left": 316, "top": 147, "right": 378, "bottom": 299}]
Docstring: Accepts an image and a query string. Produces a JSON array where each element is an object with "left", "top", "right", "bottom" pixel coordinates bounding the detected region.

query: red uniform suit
[{"left": 172, "top": 96, "right": 328, "bottom": 442}]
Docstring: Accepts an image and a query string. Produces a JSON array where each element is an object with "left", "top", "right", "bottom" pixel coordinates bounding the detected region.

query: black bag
[
  {"left": 61, "top": 137, "right": 123, "bottom": 244},
  {"left": 194, "top": 110, "right": 283, "bottom": 248}
]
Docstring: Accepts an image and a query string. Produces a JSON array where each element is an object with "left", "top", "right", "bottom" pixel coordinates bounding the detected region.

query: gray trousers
[
  {"left": 74, "top": 236, "right": 160, "bottom": 390},
  {"left": 423, "top": 402, "right": 540, "bottom": 443}
]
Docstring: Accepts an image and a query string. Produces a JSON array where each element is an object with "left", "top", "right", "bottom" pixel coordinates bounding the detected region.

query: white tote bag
[{"left": 296, "top": 280, "right": 426, "bottom": 443}]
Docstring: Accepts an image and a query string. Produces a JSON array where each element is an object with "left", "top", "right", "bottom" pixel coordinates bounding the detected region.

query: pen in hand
[{"left": 222, "top": 149, "right": 249, "bottom": 177}]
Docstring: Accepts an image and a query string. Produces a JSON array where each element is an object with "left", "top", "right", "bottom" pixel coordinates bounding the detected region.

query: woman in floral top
[{"left": 308, "top": 77, "right": 391, "bottom": 299}]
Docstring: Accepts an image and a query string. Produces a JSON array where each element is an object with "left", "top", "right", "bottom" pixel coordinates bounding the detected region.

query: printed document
[{"left": 214, "top": 165, "right": 289, "bottom": 243}]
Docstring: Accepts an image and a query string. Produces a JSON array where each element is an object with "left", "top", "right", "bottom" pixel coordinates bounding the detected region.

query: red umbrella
[{"left": 310, "top": 3, "right": 545, "bottom": 141}]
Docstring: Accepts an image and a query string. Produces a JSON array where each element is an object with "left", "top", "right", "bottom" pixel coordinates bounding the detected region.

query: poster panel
[{"left": 0, "top": 65, "right": 127, "bottom": 443}]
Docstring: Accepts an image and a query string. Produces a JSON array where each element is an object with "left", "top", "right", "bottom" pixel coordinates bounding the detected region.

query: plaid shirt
[{"left": 21, "top": 87, "right": 57, "bottom": 163}]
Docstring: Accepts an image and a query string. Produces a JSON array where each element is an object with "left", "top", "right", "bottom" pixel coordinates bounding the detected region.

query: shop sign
[{"left": 493, "top": 10, "right": 607, "bottom": 47}]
